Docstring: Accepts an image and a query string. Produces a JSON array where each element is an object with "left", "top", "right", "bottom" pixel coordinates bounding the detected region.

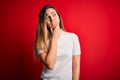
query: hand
[{"left": 50, "top": 26, "right": 61, "bottom": 40}]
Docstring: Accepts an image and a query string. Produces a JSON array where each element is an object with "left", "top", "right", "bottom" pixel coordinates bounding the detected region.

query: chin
[{"left": 51, "top": 25, "right": 56, "bottom": 29}]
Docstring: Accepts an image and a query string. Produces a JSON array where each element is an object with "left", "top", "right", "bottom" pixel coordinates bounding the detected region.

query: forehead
[{"left": 45, "top": 8, "right": 57, "bottom": 14}]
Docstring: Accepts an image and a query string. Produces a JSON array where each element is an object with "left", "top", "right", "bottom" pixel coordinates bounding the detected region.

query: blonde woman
[{"left": 34, "top": 5, "right": 81, "bottom": 80}]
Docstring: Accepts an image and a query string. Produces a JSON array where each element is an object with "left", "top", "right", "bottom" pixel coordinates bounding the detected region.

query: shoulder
[
  {"left": 62, "top": 30, "right": 77, "bottom": 36},
  {"left": 62, "top": 31, "right": 78, "bottom": 38}
]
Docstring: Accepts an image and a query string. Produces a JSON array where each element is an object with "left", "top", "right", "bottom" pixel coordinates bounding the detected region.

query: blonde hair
[{"left": 33, "top": 5, "right": 65, "bottom": 57}]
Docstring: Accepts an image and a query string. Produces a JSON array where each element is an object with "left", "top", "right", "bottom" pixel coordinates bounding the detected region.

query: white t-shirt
[{"left": 37, "top": 30, "right": 81, "bottom": 80}]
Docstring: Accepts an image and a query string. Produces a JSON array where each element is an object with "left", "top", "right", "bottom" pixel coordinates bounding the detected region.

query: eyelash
[
  {"left": 52, "top": 14, "right": 56, "bottom": 16},
  {"left": 45, "top": 14, "right": 57, "bottom": 19}
]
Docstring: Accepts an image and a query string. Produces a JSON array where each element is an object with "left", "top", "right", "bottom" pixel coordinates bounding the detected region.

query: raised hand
[{"left": 50, "top": 25, "right": 61, "bottom": 40}]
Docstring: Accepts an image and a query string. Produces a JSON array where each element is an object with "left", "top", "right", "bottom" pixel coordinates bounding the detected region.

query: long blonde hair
[{"left": 33, "top": 5, "right": 65, "bottom": 56}]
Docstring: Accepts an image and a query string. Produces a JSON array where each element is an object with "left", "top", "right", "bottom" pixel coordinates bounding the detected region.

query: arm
[
  {"left": 72, "top": 54, "right": 80, "bottom": 80},
  {"left": 38, "top": 26, "right": 60, "bottom": 70},
  {"left": 39, "top": 38, "right": 58, "bottom": 70}
]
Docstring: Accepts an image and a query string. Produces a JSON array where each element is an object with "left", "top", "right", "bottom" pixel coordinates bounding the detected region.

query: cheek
[
  {"left": 46, "top": 21, "right": 50, "bottom": 25},
  {"left": 56, "top": 17, "right": 60, "bottom": 23}
]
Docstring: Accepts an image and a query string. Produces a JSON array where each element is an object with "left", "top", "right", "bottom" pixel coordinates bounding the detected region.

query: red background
[{"left": 0, "top": 0, "right": 120, "bottom": 80}]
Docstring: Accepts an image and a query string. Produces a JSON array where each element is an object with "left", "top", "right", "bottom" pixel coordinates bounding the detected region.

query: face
[{"left": 45, "top": 8, "right": 60, "bottom": 29}]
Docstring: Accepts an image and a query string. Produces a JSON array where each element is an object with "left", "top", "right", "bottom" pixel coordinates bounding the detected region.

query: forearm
[
  {"left": 72, "top": 66, "right": 80, "bottom": 80},
  {"left": 45, "top": 38, "right": 57, "bottom": 69},
  {"left": 72, "top": 55, "right": 80, "bottom": 80}
]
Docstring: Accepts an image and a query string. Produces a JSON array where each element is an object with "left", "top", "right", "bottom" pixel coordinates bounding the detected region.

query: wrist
[{"left": 51, "top": 37, "right": 58, "bottom": 41}]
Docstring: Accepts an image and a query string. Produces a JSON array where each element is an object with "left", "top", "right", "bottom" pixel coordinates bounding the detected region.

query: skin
[
  {"left": 72, "top": 55, "right": 80, "bottom": 80},
  {"left": 39, "top": 8, "right": 80, "bottom": 80},
  {"left": 39, "top": 8, "right": 61, "bottom": 70}
]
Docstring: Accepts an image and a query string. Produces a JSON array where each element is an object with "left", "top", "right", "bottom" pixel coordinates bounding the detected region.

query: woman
[{"left": 34, "top": 5, "right": 81, "bottom": 80}]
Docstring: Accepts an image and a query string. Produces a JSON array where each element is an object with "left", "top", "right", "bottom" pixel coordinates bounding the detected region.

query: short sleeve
[
  {"left": 37, "top": 48, "right": 44, "bottom": 55},
  {"left": 72, "top": 33, "right": 81, "bottom": 55},
  {"left": 36, "top": 40, "right": 50, "bottom": 55}
]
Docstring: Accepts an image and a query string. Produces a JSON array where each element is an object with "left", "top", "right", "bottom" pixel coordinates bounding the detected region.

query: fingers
[
  {"left": 50, "top": 26, "right": 58, "bottom": 33},
  {"left": 54, "top": 26, "right": 59, "bottom": 32},
  {"left": 50, "top": 28, "right": 53, "bottom": 33},
  {"left": 55, "top": 27, "right": 59, "bottom": 31},
  {"left": 51, "top": 26, "right": 61, "bottom": 39}
]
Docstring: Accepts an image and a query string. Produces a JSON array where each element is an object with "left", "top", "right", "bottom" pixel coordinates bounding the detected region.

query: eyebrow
[
  {"left": 45, "top": 11, "right": 56, "bottom": 16},
  {"left": 51, "top": 11, "right": 56, "bottom": 14}
]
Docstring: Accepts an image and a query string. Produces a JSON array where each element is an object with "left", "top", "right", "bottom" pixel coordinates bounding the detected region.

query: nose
[{"left": 49, "top": 16, "right": 53, "bottom": 22}]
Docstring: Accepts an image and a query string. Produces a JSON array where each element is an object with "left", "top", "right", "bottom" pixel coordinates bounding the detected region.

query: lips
[{"left": 51, "top": 22, "right": 56, "bottom": 26}]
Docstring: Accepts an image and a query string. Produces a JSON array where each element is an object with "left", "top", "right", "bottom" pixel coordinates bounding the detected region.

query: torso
[{"left": 41, "top": 30, "right": 77, "bottom": 80}]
